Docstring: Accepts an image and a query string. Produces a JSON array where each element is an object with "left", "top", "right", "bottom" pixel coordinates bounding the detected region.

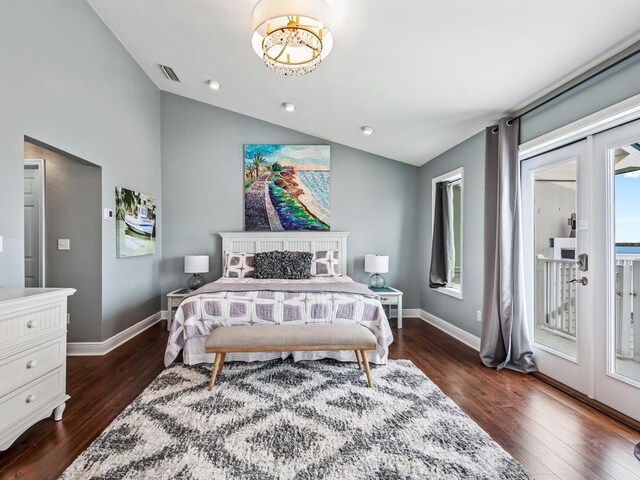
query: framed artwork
[
  {"left": 244, "top": 144, "right": 330, "bottom": 231},
  {"left": 115, "top": 187, "right": 156, "bottom": 257}
]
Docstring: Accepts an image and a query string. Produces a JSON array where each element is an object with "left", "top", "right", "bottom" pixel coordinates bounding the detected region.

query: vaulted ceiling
[{"left": 87, "top": 0, "right": 640, "bottom": 165}]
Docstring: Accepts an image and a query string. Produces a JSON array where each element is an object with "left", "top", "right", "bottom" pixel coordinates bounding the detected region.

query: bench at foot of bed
[{"left": 204, "top": 324, "right": 377, "bottom": 390}]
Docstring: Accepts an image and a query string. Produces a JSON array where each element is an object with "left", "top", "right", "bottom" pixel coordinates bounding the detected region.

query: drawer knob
[
  {"left": 26, "top": 360, "right": 37, "bottom": 369},
  {"left": 26, "top": 394, "right": 37, "bottom": 403},
  {"left": 27, "top": 320, "right": 38, "bottom": 328}
]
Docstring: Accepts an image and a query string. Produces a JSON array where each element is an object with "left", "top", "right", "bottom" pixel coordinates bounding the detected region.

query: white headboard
[{"left": 220, "top": 232, "right": 349, "bottom": 275}]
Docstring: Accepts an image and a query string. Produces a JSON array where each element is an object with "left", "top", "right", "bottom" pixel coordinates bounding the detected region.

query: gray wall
[
  {"left": 419, "top": 53, "right": 640, "bottom": 338},
  {"left": 521, "top": 54, "right": 640, "bottom": 142},
  {"left": 25, "top": 141, "right": 103, "bottom": 342},
  {"left": 418, "top": 133, "right": 485, "bottom": 337},
  {"left": 0, "top": 0, "right": 162, "bottom": 341},
  {"left": 160, "top": 93, "right": 420, "bottom": 308}
]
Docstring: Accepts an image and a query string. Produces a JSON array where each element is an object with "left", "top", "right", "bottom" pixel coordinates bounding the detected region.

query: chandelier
[{"left": 251, "top": 0, "right": 334, "bottom": 76}]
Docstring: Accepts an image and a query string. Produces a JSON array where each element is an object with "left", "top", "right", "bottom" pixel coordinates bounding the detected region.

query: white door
[
  {"left": 592, "top": 120, "right": 640, "bottom": 421},
  {"left": 522, "top": 140, "right": 592, "bottom": 394},
  {"left": 24, "top": 160, "right": 44, "bottom": 288}
]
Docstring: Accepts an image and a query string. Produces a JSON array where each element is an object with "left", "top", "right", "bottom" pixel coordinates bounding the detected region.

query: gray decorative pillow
[
  {"left": 282, "top": 251, "right": 313, "bottom": 279},
  {"left": 255, "top": 251, "right": 312, "bottom": 279},
  {"left": 312, "top": 250, "right": 340, "bottom": 276},
  {"left": 223, "top": 251, "right": 255, "bottom": 278}
]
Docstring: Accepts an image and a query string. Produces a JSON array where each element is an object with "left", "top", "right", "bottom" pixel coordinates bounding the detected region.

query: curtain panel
[
  {"left": 480, "top": 118, "right": 536, "bottom": 373},
  {"left": 429, "top": 181, "right": 455, "bottom": 288}
]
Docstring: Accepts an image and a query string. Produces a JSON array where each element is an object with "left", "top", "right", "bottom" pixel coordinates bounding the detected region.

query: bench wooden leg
[
  {"left": 217, "top": 353, "right": 226, "bottom": 375},
  {"left": 360, "top": 350, "right": 373, "bottom": 388},
  {"left": 209, "top": 353, "right": 222, "bottom": 391},
  {"left": 355, "top": 350, "right": 363, "bottom": 370}
]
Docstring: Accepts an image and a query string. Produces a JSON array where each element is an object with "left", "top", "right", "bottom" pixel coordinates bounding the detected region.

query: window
[{"left": 430, "top": 167, "right": 463, "bottom": 299}]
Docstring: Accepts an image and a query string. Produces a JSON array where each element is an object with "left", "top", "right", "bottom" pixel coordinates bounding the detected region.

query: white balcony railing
[
  {"left": 535, "top": 256, "right": 639, "bottom": 362},
  {"left": 535, "top": 257, "right": 577, "bottom": 339},
  {"left": 615, "top": 257, "right": 639, "bottom": 361}
]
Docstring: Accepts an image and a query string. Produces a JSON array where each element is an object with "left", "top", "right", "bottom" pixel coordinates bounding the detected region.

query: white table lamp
[
  {"left": 365, "top": 254, "right": 389, "bottom": 288},
  {"left": 185, "top": 255, "right": 209, "bottom": 290}
]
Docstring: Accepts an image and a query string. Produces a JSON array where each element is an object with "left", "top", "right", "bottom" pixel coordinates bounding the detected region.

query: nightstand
[
  {"left": 166, "top": 288, "right": 191, "bottom": 331},
  {"left": 370, "top": 286, "right": 403, "bottom": 329}
]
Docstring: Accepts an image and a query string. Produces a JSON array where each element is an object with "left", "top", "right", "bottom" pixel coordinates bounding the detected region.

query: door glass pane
[
  {"left": 613, "top": 143, "right": 640, "bottom": 383},
  {"left": 533, "top": 161, "right": 578, "bottom": 358}
]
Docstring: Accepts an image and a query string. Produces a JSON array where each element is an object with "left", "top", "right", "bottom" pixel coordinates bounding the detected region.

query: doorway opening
[{"left": 23, "top": 137, "right": 102, "bottom": 342}]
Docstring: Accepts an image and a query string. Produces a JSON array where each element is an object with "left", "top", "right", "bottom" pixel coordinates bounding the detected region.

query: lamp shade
[
  {"left": 365, "top": 255, "right": 389, "bottom": 274},
  {"left": 184, "top": 255, "right": 209, "bottom": 274}
]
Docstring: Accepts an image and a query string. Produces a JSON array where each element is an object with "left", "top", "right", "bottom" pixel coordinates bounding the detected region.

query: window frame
[{"left": 431, "top": 167, "right": 464, "bottom": 300}]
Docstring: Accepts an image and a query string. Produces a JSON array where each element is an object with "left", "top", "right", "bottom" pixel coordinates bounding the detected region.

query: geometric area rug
[{"left": 61, "top": 359, "right": 531, "bottom": 479}]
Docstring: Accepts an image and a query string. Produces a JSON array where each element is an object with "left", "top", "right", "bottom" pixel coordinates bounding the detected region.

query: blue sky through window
[{"left": 615, "top": 170, "right": 640, "bottom": 243}]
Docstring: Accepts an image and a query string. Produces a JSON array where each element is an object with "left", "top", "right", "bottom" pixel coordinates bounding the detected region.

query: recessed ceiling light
[
  {"left": 361, "top": 126, "right": 374, "bottom": 135},
  {"left": 208, "top": 80, "right": 221, "bottom": 90},
  {"left": 282, "top": 102, "right": 296, "bottom": 112}
]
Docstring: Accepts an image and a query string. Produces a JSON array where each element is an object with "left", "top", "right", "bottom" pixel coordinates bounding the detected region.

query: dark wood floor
[{"left": 1, "top": 319, "right": 639, "bottom": 479}]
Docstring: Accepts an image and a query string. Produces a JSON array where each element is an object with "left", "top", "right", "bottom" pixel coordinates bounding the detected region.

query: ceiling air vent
[{"left": 159, "top": 64, "right": 180, "bottom": 82}]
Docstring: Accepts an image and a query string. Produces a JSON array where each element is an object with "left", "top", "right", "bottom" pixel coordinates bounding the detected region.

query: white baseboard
[
  {"left": 161, "top": 310, "right": 169, "bottom": 320},
  {"left": 67, "top": 311, "right": 163, "bottom": 356},
  {"left": 417, "top": 309, "right": 481, "bottom": 352},
  {"left": 402, "top": 308, "right": 422, "bottom": 318}
]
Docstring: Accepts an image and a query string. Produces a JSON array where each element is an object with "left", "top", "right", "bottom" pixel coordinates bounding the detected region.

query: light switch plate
[
  {"left": 104, "top": 208, "right": 114, "bottom": 220},
  {"left": 58, "top": 239, "right": 70, "bottom": 250}
]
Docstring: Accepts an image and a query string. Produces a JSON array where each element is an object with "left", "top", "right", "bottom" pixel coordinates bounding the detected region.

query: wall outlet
[
  {"left": 476, "top": 310, "right": 482, "bottom": 322},
  {"left": 58, "top": 238, "right": 70, "bottom": 250}
]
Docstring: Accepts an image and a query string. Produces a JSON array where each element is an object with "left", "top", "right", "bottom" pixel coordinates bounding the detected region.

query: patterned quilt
[{"left": 164, "top": 281, "right": 394, "bottom": 367}]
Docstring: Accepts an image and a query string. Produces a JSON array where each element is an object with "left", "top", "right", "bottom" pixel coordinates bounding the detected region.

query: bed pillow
[
  {"left": 312, "top": 250, "right": 341, "bottom": 276},
  {"left": 223, "top": 251, "right": 255, "bottom": 278},
  {"left": 254, "top": 251, "right": 313, "bottom": 279},
  {"left": 282, "top": 251, "right": 313, "bottom": 279}
]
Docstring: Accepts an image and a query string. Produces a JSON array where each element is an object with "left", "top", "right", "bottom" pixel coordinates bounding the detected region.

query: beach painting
[
  {"left": 244, "top": 145, "right": 330, "bottom": 231},
  {"left": 116, "top": 187, "right": 157, "bottom": 257}
]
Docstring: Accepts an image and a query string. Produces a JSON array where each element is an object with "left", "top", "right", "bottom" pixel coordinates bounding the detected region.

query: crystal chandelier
[{"left": 251, "top": 0, "right": 334, "bottom": 76}]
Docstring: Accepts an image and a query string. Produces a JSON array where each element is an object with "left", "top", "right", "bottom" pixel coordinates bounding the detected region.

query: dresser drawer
[
  {"left": 0, "top": 337, "right": 65, "bottom": 397},
  {"left": 378, "top": 295, "right": 399, "bottom": 305},
  {"left": 0, "top": 302, "right": 66, "bottom": 349},
  {"left": 0, "top": 368, "right": 65, "bottom": 431}
]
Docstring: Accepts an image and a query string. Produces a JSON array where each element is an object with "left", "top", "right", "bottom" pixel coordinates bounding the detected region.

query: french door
[
  {"left": 522, "top": 140, "right": 591, "bottom": 395},
  {"left": 522, "top": 120, "right": 640, "bottom": 421}
]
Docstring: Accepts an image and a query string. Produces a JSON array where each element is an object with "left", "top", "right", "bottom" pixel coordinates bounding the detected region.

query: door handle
[
  {"left": 576, "top": 253, "right": 588, "bottom": 272},
  {"left": 567, "top": 276, "right": 588, "bottom": 286}
]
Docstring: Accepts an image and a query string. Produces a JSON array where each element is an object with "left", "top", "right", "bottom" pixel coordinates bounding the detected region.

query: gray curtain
[
  {"left": 480, "top": 118, "right": 536, "bottom": 372},
  {"left": 429, "top": 181, "right": 455, "bottom": 288}
]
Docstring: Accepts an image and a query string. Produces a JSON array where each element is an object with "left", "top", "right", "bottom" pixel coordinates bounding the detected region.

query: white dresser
[{"left": 0, "top": 288, "right": 75, "bottom": 451}]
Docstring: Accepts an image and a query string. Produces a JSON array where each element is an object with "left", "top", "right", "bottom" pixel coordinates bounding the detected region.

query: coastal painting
[
  {"left": 244, "top": 144, "right": 330, "bottom": 231},
  {"left": 116, "top": 187, "right": 157, "bottom": 257}
]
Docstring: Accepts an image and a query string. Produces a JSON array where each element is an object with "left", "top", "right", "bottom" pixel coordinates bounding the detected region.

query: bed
[{"left": 164, "top": 232, "right": 394, "bottom": 366}]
